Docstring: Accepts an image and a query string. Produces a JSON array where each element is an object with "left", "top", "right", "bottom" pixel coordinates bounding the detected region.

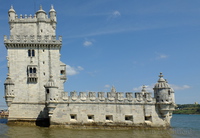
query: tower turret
[
  {"left": 153, "top": 73, "right": 175, "bottom": 118},
  {"left": 4, "top": 74, "right": 15, "bottom": 107},
  {"left": 49, "top": 5, "right": 56, "bottom": 22},
  {"left": 8, "top": 6, "right": 16, "bottom": 21},
  {"left": 154, "top": 73, "right": 172, "bottom": 103},
  {"left": 36, "top": 6, "right": 46, "bottom": 21},
  {"left": 44, "top": 76, "right": 59, "bottom": 117},
  {"left": 49, "top": 5, "right": 57, "bottom": 30}
]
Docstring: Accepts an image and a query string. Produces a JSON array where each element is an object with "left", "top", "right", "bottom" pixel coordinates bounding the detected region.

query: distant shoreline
[{"left": 173, "top": 104, "right": 200, "bottom": 115}]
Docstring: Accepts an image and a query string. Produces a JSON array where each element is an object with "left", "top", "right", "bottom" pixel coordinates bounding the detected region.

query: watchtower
[{"left": 4, "top": 5, "right": 66, "bottom": 123}]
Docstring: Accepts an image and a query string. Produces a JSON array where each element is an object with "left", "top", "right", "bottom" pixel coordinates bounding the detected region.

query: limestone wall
[{"left": 48, "top": 91, "right": 171, "bottom": 127}]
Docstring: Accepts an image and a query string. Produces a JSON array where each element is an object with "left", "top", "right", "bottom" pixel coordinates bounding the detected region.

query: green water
[{"left": 0, "top": 114, "right": 200, "bottom": 138}]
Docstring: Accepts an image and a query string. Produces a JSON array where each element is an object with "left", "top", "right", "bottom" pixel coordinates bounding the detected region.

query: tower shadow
[{"left": 35, "top": 107, "right": 50, "bottom": 127}]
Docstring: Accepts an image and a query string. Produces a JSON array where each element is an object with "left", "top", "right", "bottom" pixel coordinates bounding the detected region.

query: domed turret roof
[
  {"left": 4, "top": 74, "right": 14, "bottom": 85},
  {"left": 49, "top": 5, "right": 56, "bottom": 12},
  {"left": 141, "top": 85, "right": 148, "bottom": 94},
  {"left": 111, "top": 86, "right": 116, "bottom": 93},
  {"left": 45, "top": 75, "right": 57, "bottom": 87},
  {"left": 154, "top": 73, "right": 170, "bottom": 89},
  {"left": 8, "top": 6, "right": 15, "bottom": 13},
  {"left": 36, "top": 6, "right": 46, "bottom": 14}
]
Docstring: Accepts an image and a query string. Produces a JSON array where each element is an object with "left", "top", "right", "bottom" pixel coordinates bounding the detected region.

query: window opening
[
  {"left": 33, "top": 68, "right": 36, "bottom": 73},
  {"left": 70, "top": 114, "right": 77, "bottom": 120},
  {"left": 27, "top": 66, "right": 37, "bottom": 83},
  {"left": 145, "top": 116, "right": 152, "bottom": 121},
  {"left": 28, "top": 50, "right": 31, "bottom": 57},
  {"left": 87, "top": 115, "right": 94, "bottom": 121},
  {"left": 28, "top": 49, "right": 35, "bottom": 57},
  {"left": 32, "top": 50, "right": 35, "bottom": 56},
  {"left": 46, "top": 89, "right": 49, "bottom": 94},
  {"left": 105, "top": 115, "right": 113, "bottom": 121},
  {"left": 125, "top": 115, "right": 133, "bottom": 121},
  {"left": 30, "top": 68, "right": 33, "bottom": 73},
  {"left": 168, "top": 90, "right": 171, "bottom": 95},
  {"left": 60, "top": 70, "right": 65, "bottom": 75}
]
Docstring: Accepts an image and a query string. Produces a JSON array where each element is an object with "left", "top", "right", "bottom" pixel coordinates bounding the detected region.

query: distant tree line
[{"left": 173, "top": 104, "right": 200, "bottom": 114}]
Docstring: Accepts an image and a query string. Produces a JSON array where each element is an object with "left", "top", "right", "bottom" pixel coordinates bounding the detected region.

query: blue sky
[{"left": 0, "top": 0, "right": 200, "bottom": 108}]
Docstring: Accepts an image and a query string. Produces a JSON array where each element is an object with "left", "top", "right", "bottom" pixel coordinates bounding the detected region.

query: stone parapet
[
  {"left": 60, "top": 91, "right": 156, "bottom": 104},
  {"left": 9, "top": 14, "right": 52, "bottom": 22},
  {"left": 4, "top": 35, "right": 62, "bottom": 44}
]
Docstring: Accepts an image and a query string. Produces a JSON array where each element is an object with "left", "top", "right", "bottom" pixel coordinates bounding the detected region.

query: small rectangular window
[
  {"left": 145, "top": 116, "right": 152, "bottom": 121},
  {"left": 125, "top": 115, "right": 133, "bottom": 121},
  {"left": 105, "top": 115, "right": 113, "bottom": 121},
  {"left": 60, "top": 70, "right": 65, "bottom": 75},
  {"left": 87, "top": 115, "right": 94, "bottom": 121},
  {"left": 70, "top": 114, "right": 77, "bottom": 121}
]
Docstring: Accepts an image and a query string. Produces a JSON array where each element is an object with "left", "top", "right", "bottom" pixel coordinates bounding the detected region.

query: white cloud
[
  {"left": 66, "top": 65, "right": 84, "bottom": 76},
  {"left": 83, "top": 40, "right": 93, "bottom": 47},
  {"left": 159, "top": 54, "right": 168, "bottom": 59},
  {"left": 155, "top": 53, "right": 168, "bottom": 59},
  {"left": 133, "top": 84, "right": 154, "bottom": 92},
  {"left": 104, "top": 84, "right": 110, "bottom": 88},
  {"left": 133, "top": 84, "right": 191, "bottom": 92},
  {"left": 170, "top": 84, "right": 190, "bottom": 90},
  {"left": 77, "top": 66, "right": 84, "bottom": 71},
  {"left": 112, "top": 10, "right": 121, "bottom": 17}
]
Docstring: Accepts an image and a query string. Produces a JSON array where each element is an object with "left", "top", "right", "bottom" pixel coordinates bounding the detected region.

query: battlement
[
  {"left": 9, "top": 14, "right": 52, "bottom": 23},
  {"left": 8, "top": 6, "right": 57, "bottom": 36},
  {"left": 58, "top": 91, "right": 156, "bottom": 104},
  {"left": 4, "top": 35, "right": 62, "bottom": 45},
  {"left": 8, "top": 5, "right": 56, "bottom": 23}
]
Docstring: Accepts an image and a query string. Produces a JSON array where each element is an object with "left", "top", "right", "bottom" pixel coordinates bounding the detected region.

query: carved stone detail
[
  {"left": 126, "top": 92, "right": 133, "bottom": 101},
  {"left": 117, "top": 92, "right": 124, "bottom": 101},
  {"left": 98, "top": 92, "right": 105, "bottom": 101},
  {"left": 71, "top": 91, "right": 77, "bottom": 101},
  {"left": 89, "top": 92, "right": 96, "bottom": 101},
  {"left": 135, "top": 93, "right": 143, "bottom": 102},
  {"left": 107, "top": 92, "right": 115, "bottom": 101},
  {"left": 80, "top": 92, "right": 87, "bottom": 101}
]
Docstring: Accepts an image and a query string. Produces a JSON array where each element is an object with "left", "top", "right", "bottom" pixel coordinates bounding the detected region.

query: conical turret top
[
  {"left": 45, "top": 75, "right": 57, "bottom": 87},
  {"left": 49, "top": 5, "right": 56, "bottom": 12},
  {"left": 111, "top": 86, "right": 116, "bottom": 93},
  {"left": 158, "top": 72, "right": 165, "bottom": 82},
  {"left": 4, "top": 74, "right": 14, "bottom": 85},
  {"left": 36, "top": 5, "right": 46, "bottom": 19},
  {"left": 9, "top": 5, "right": 15, "bottom": 13},
  {"left": 154, "top": 73, "right": 170, "bottom": 89},
  {"left": 141, "top": 85, "right": 147, "bottom": 94}
]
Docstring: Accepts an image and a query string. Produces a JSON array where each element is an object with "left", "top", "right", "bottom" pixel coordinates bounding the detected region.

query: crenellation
[{"left": 60, "top": 91, "right": 155, "bottom": 104}]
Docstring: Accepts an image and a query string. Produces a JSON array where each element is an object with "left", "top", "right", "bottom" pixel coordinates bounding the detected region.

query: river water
[{"left": 0, "top": 114, "right": 199, "bottom": 138}]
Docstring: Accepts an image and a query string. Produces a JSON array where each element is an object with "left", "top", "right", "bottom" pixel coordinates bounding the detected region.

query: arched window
[
  {"left": 28, "top": 50, "right": 31, "bottom": 57},
  {"left": 30, "top": 68, "right": 33, "bottom": 73},
  {"left": 28, "top": 49, "right": 35, "bottom": 57},
  {"left": 32, "top": 50, "right": 35, "bottom": 57},
  {"left": 33, "top": 68, "right": 36, "bottom": 73}
]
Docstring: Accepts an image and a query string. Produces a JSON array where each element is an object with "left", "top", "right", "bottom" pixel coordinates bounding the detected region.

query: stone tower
[
  {"left": 153, "top": 73, "right": 175, "bottom": 125},
  {"left": 4, "top": 6, "right": 66, "bottom": 124}
]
